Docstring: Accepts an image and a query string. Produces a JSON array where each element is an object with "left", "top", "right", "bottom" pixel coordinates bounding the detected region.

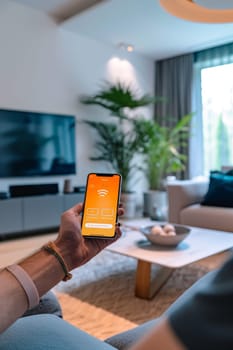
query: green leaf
[{"left": 80, "top": 80, "right": 192, "bottom": 191}]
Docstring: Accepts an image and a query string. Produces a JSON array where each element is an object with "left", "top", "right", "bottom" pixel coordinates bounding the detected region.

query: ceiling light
[
  {"left": 118, "top": 43, "right": 134, "bottom": 52},
  {"left": 127, "top": 45, "right": 134, "bottom": 52},
  {"left": 160, "top": 0, "right": 233, "bottom": 23}
]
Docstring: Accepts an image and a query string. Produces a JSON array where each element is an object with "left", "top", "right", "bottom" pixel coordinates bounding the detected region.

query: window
[
  {"left": 201, "top": 63, "right": 233, "bottom": 175},
  {"left": 190, "top": 44, "right": 233, "bottom": 178}
]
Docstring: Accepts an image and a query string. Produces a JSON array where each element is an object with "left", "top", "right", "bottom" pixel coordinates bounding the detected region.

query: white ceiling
[{"left": 11, "top": 0, "right": 233, "bottom": 60}]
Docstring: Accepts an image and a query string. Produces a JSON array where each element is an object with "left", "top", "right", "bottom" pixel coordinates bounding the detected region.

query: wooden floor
[{"left": 0, "top": 232, "right": 58, "bottom": 268}]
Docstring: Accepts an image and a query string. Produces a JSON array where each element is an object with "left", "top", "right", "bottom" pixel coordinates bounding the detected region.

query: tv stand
[{"left": 0, "top": 192, "right": 84, "bottom": 238}]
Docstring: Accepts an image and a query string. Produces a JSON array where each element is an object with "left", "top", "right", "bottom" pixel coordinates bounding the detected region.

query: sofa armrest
[{"left": 167, "top": 179, "right": 209, "bottom": 224}]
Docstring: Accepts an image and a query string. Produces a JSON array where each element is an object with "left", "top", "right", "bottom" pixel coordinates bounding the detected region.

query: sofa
[{"left": 167, "top": 177, "right": 233, "bottom": 232}]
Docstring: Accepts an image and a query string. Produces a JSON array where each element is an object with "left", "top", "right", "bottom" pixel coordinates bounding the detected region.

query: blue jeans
[
  {"left": 0, "top": 271, "right": 215, "bottom": 350},
  {"left": 0, "top": 314, "right": 116, "bottom": 350}
]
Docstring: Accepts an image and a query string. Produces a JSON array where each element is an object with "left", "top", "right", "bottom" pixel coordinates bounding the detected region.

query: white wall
[{"left": 0, "top": 1, "right": 154, "bottom": 202}]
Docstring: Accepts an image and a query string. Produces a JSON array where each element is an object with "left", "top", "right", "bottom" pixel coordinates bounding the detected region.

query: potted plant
[
  {"left": 80, "top": 81, "right": 157, "bottom": 218},
  {"left": 134, "top": 114, "right": 192, "bottom": 219}
]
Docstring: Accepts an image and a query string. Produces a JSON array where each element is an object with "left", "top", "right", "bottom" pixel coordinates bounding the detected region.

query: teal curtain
[{"left": 194, "top": 42, "right": 233, "bottom": 67}]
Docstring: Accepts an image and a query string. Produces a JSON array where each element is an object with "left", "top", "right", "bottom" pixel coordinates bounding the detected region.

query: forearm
[
  {"left": 0, "top": 203, "right": 124, "bottom": 334},
  {"left": 0, "top": 245, "right": 65, "bottom": 333}
]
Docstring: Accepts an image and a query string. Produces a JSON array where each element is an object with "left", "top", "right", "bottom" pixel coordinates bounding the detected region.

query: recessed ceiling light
[
  {"left": 127, "top": 45, "right": 134, "bottom": 52},
  {"left": 118, "top": 43, "right": 135, "bottom": 52},
  {"left": 160, "top": 0, "right": 233, "bottom": 23}
]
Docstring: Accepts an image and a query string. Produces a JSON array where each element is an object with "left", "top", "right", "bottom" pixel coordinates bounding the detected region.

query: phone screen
[{"left": 81, "top": 173, "right": 122, "bottom": 238}]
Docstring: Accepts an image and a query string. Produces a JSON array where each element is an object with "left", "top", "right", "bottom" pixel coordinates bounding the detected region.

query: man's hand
[{"left": 55, "top": 203, "right": 124, "bottom": 271}]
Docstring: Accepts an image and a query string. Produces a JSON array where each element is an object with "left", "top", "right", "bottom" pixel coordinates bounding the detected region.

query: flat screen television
[{"left": 0, "top": 108, "right": 76, "bottom": 177}]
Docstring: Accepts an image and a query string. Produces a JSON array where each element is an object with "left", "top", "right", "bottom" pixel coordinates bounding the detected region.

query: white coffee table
[{"left": 106, "top": 218, "right": 233, "bottom": 299}]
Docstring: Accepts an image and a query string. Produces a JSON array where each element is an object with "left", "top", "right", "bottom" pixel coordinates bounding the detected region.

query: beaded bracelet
[
  {"left": 6, "top": 264, "right": 40, "bottom": 309},
  {"left": 43, "top": 241, "right": 72, "bottom": 281}
]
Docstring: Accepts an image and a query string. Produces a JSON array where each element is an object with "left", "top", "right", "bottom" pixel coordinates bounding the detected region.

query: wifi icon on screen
[{"left": 97, "top": 189, "right": 109, "bottom": 197}]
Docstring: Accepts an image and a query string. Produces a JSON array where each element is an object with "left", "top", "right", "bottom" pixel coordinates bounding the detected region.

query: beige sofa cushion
[{"left": 180, "top": 204, "right": 233, "bottom": 232}]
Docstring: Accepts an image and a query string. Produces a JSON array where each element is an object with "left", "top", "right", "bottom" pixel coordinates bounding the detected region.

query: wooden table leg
[{"left": 135, "top": 259, "right": 173, "bottom": 299}]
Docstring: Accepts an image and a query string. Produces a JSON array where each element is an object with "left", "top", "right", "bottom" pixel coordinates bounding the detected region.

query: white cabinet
[{"left": 0, "top": 192, "right": 85, "bottom": 236}]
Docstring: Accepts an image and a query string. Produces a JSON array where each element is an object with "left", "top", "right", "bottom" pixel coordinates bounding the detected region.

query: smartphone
[{"left": 81, "top": 173, "right": 122, "bottom": 238}]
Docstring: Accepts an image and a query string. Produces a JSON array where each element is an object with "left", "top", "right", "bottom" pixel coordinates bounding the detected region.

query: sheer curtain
[
  {"left": 155, "top": 53, "right": 193, "bottom": 178},
  {"left": 191, "top": 43, "right": 233, "bottom": 178}
]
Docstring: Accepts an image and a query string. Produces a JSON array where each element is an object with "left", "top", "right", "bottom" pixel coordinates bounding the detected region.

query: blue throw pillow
[{"left": 201, "top": 171, "right": 233, "bottom": 207}]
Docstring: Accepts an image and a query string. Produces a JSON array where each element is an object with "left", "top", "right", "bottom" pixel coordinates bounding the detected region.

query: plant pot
[
  {"left": 143, "top": 190, "right": 168, "bottom": 220},
  {"left": 121, "top": 192, "right": 137, "bottom": 219}
]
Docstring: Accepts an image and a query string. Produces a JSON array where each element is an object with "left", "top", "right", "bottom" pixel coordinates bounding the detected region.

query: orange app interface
[{"left": 82, "top": 174, "right": 121, "bottom": 237}]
